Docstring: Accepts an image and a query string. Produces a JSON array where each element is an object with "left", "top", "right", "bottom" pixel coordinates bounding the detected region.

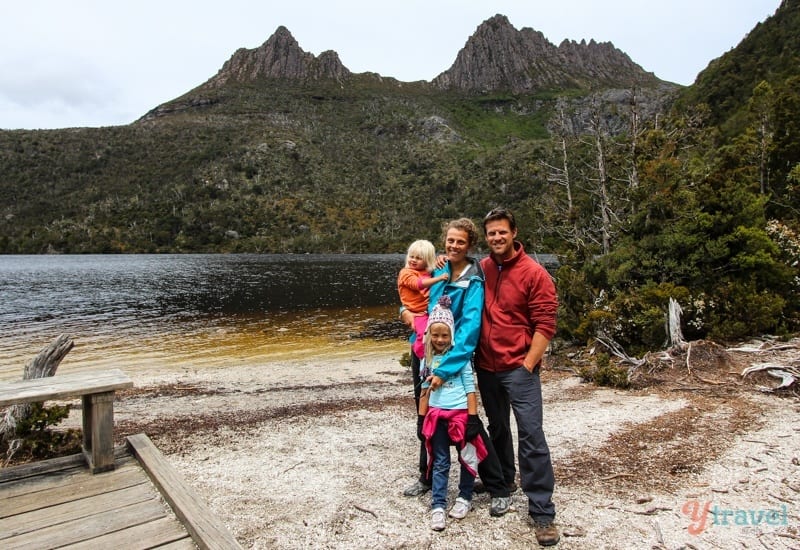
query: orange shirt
[{"left": 397, "top": 267, "right": 431, "bottom": 313}]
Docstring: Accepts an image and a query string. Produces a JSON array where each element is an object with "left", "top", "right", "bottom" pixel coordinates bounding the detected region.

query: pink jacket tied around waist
[{"left": 422, "top": 407, "right": 488, "bottom": 477}]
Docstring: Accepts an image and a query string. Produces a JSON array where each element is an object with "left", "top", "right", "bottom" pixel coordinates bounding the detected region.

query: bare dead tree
[
  {"left": 586, "top": 111, "right": 613, "bottom": 255},
  {"left": 628, "top": 86, "right": 641, "bottom": 191},
  {"left": 749, "top": 81, "right": 774, "bottom": 195},
  {"left": 541, "top": 100, "right": 587, "bottom": 250},
  {"left": 1, "top": 334, "right": 74, "bottom": 444},
  {"left": 544, "top": 102, "right": 575, "bottom": 212}
]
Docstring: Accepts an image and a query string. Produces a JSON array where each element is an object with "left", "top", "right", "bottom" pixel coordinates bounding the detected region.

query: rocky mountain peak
[
  {"left": 433, "top": 14, "right": 660, "bottom": 93},
  {"left": 208, "top": 26, "right": 351, "bottom": 86}
]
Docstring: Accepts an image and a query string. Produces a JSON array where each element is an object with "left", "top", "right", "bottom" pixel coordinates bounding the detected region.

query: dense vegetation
[{"left": 1, "top": 0, "right": 798, "bottom": 351}]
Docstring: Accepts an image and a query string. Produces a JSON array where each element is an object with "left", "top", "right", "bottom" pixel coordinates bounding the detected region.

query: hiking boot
[
  {"left": 403, "top": 480, "right": 431, "bottom": 497},
  {"left": 430, "top": 508, "right": 446, "bottom": 531},
  {"left": 474, "top": 480, "right": 517, "bottom": 494},
  {"left": 448, "top": 497, "right": 471, "bottom": 519},
  {"left": 532, "top": 519, "right": 560, "bottom": 546},
  {"left": 489, "top": 496, "right": 511, "bottom": 517}
]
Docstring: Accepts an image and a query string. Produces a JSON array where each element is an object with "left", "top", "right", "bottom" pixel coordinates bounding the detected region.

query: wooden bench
[{"left": 0, "top": 369, "right": 133, "bottom": 473}]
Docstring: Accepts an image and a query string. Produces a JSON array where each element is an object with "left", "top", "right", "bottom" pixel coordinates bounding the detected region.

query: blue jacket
[{"left": 426, "top": 257, "right": 484, "bottom": 382}]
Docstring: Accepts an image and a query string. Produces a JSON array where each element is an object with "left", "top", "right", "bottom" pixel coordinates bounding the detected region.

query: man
[{"left": 476, "top": 207, "right": 560, "bottom": 547}]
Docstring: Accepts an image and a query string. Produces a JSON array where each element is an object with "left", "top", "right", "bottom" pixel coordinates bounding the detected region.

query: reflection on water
[{"left": 0, "top": 254, "right": 408, "bottom": 379}]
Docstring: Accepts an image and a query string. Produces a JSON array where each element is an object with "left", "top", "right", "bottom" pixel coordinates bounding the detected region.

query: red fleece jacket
[{"left": 477, "top": 242, "right": 557, "bottom": 373}]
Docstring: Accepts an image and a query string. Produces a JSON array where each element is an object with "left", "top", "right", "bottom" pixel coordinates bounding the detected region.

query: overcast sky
[{"left": 0, "top": 0, "right": 780, "bottom": 130}]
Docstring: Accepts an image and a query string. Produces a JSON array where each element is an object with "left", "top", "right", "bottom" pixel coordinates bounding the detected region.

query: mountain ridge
[
  {"left": 433, "top": 14, "right": 662, "bottom": 93},
  {"left": 182, "top": 13, "right": 669, "bottom": 97}
]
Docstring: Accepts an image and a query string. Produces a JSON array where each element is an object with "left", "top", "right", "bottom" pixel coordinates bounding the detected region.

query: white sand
[{"left": 92, "top": 342, "right": 800, "bottom": 549}]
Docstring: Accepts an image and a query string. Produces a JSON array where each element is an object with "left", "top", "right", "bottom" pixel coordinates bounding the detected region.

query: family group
[{"left": 396, "top": 208, "right": 560, "bottom": 547}]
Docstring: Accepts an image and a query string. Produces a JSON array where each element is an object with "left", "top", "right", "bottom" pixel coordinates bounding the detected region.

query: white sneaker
[
  {"left": 431, "top": 508, "right": 446, "bottom": 531},
  {"left": 449, "top": 497, "right": 471, "bottom": 519}
]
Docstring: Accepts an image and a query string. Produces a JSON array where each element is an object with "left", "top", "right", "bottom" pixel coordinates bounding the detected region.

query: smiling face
[
  {"left": 428, "top": 323, "right": 452, "bottom": 354},
  {"left": 407, "top": 253, "right": 426, "bottom": 271},
  {"left": 445, "top": 228, "right": 470, "bottom": 265},
  {"left": 485, "top": 218, "right": 517, "bottom": 261}
]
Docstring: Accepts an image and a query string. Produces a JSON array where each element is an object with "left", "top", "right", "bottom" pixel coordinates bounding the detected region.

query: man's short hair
[{"left": 483, "top": 207, "right": 517, "bottom": 232}]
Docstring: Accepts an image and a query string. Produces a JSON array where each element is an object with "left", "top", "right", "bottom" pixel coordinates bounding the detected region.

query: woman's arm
[
  {"left": 466, "top": 391, "right": 477, "bottom": 415},
  {"left": 428, "top": 280, "right": 483, "bottom": 389},
  {"left": 418, "top": 388, "right": 429, "bottom": 416}
]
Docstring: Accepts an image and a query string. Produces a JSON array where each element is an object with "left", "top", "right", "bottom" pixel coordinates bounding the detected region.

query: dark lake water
[{"left": 0, "top": 254, "right": 408, "bottom": 379}]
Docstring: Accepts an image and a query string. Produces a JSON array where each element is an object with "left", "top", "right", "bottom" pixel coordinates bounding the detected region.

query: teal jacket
[{"left": 426, "top": 257, "right": 484, "bottom": 383}]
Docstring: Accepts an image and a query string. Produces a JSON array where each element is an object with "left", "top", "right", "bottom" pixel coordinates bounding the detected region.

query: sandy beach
[{"left": 14, "top": 338, "right": 800, "bottom": 548}]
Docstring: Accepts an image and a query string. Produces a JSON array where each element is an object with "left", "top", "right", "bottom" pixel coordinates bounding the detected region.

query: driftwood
[
  {"left": 1, "top": 334, "right": 74, "bottom": 444},
  {"left": 741, "top": 362, "right": 799, "bottom": 392}
]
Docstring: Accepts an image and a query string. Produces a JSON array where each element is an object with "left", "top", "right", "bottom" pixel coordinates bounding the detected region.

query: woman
[{"left": 401, "top": 217, "right": 511, "bottom": 517}]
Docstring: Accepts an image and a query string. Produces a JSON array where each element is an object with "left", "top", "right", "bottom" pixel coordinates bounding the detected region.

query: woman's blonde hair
[{"left": 404, "top": 239, "right": 436, "bottom": 272}]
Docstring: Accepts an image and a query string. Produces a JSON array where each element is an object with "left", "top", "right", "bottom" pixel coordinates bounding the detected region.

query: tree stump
[{"left": 1, "top": 334, "right": 74, "bottom": 444}]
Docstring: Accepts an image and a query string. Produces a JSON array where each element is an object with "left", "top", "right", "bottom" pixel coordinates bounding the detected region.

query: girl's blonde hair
[
  {"left": 423, "top": 321, "right": 452, "bottom": 366},
  {"left": 404, "top": 239, "right": 437, "bottom": 272}
]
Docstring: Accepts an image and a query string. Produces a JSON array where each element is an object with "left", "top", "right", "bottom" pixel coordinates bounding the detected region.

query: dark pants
[
  {"left": 477, "top": 365, "right": 556, "bottom": 520},
  {"left": 475, "top": 423, "right": 509, "bottom": 498},
  {"left": 412, "top": 352, "right": 509, "bottom": 498},
  {"left": 411, "top": 352, "right": 428, "bottom": 483}
]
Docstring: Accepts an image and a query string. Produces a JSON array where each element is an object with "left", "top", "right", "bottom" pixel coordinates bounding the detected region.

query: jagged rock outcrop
[
  {"left": 433, "top": 14, "right": 662, "bottom": 93},
  {"left": 208, "top": 26, "right": 351, "bottom": 86}
]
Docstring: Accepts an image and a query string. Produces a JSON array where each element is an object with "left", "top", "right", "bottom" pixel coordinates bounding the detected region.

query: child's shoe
[
  {"left": 448, "top": 497, "right": 471, "bottom": 519},
  {"left": 430, "top": 508, "right": 446, "bottom": 531}
]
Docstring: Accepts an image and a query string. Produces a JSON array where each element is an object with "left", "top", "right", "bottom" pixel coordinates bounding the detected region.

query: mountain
[
  {"left": 209, "top": 26, "right": 351, "bottom": 86},
  {"left": 433, "top": 14, "right": 662, "bottom": 93},
  {"left": 0, "top": 16, "right": 684, "bottom": 255}
]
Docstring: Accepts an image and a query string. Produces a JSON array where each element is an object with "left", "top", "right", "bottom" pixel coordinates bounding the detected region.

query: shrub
[
  {"left": 577, "top": 352, "right": 631, "bottom": 389},
  {"left": 4, "top": 403, "right": 82, "bottom": 462}
]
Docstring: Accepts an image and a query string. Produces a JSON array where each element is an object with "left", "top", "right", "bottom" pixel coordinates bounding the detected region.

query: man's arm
[
  {"left": 524, "top": 265, "right": 558, "bottom": 371},
  {"left": 523, "top": 331, "right": 551, "bottom": 372}
]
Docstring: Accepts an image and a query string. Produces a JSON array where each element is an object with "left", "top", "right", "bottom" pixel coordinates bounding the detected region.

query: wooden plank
[
  {"left": 0, "top": 369, "right": 133, "bottom": 406},
  {"left": 1, "top": 482, "right": 159, "bottom": 538},
  {"left": 1, "top": 462, "right": 148, "bottom": 517},
  {"left": 127, "top": 433, "right": 243, "bottom": 550},
  {"left": 0, "top": 453, "right": 86, "bottom": 485},
  {"left": 59, "top": 516, "right": 192, "bottom": 550},
  {"left": 0, "top": 457, "right": 139, "bottom": 502},
  {"left": 2, "top": 499, "right": 167, "bottom": 549},
  {"left": 155, "top": 537, "right": 200, "bottom": 549},
  {"left": 0, "top": 452, "right": 134, "bottom": 495}
]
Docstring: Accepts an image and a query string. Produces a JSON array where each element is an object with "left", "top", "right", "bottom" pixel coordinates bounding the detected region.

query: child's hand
[
  {"left": 429, "top": 375, "right": 444, "bottom": 391},
  {"left": 400, "top": 309, "right": 415, "bottom": 328}
]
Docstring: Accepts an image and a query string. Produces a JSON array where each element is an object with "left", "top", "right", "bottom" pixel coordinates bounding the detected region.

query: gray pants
[{"left": 477, "top": 365, "right": 556, "bottom": 521}]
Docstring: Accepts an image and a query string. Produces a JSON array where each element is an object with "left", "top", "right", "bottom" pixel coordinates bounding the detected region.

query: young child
[
  {"left": 418, "top": 295, "right": 487, "bottom": 532},
  {"left": 397, "top": 239, "right": 448, "bottom": 359}
]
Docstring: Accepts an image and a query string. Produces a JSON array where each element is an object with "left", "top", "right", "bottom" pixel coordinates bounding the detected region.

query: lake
[{"left": 0, "top": 254, "right": 409, "bottom": 380}]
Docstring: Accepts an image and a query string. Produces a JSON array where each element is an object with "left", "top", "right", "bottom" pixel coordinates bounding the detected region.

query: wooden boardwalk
[{"left": 0, "top": 434, "right": 242, "bottom": 549}]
